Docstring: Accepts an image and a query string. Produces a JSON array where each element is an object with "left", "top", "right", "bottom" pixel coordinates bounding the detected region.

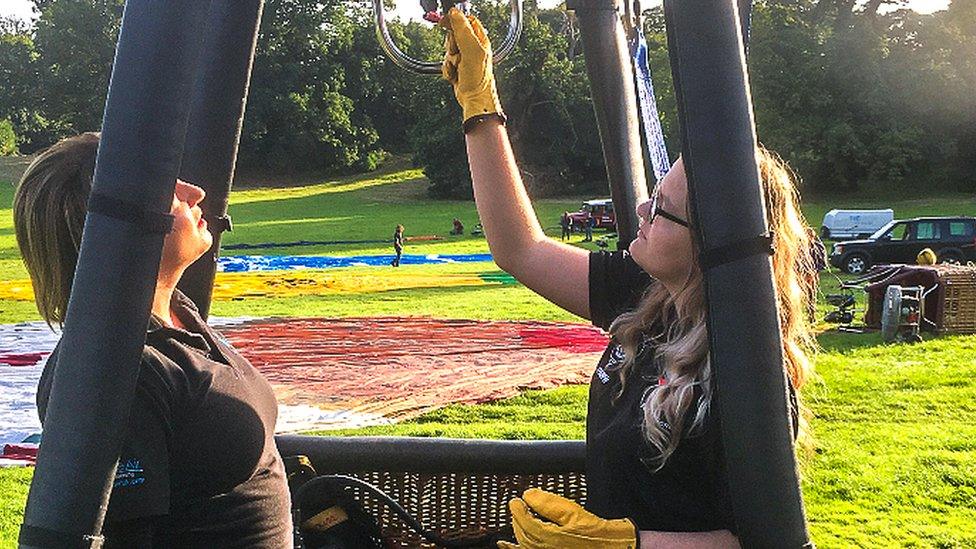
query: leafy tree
[
  {"left": 32, "top": 0, "right": 123, "bottom": 136},
  {"left": 0, "top": 118, "right": 17, "bottom": 155},
  {"left": 3, "top": 0, "right": 973, "bottom": 194},
  {"left": 0, "top": 27, "right": 35, "bottom": 145},
  {"left": 410, "top": 0, "right": 611, "bottom": 198},
  {"left": 239, "top": 0, "right": 383, "bottom": 172}
]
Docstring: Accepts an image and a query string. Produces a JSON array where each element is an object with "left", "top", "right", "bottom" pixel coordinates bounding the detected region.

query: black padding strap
[
  {"left": 699, "top": 232, "right": 774, "bottom": 271},
  {"left": 208, "top": 213, "right": 233, "bottom": 233},
  {"left": 88, "top": 192, "right": 175, "bottom": 234},
  {"left": 19, "top": 524, "right": 105, "bottom": 549}
]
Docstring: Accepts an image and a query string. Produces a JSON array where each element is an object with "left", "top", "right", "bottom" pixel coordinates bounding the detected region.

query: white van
[{"left": 820, "top": 209, "right": 894, "bottom": 241}]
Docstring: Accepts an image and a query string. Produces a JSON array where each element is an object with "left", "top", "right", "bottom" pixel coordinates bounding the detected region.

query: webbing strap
[
  {"left": 631, "top": 26, "right": 671, "bottom": 183},
  {"left": 207, "top": 213, "right": 233, "bottom": 234},
  {"left": 630, "top": 0, "right": 751, "bottom": 186},
  {"left": 738, "top": 0, "right": 753, "bottom": 53},
  {"left": 87, "top": 192, "right": 175, "bottom": 235},
  {"left": 699, "top": 232, "right": 774, "bottom": 271},
  {"left": 19, "top": 524, "right": 104, "bottom": 549}
]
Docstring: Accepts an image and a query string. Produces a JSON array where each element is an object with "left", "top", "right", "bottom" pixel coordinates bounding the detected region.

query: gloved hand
[
  {"left": 439, "top": 8, "right": 503, "bottom": 127},
  {"left": 497, "top": 488, "right": 638, "bottom": 549}
]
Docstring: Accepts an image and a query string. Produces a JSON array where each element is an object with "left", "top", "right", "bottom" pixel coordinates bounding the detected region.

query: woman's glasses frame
[{"left": 643, "top": 187, "right": 690, "bottom": 228}]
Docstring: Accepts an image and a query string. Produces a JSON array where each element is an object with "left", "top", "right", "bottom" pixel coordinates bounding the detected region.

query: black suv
[{"left": 829, "top": 216, "right": 976, "bottom": 274}]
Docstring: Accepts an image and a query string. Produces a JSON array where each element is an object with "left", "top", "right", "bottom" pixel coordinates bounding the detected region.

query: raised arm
[{"left": 442, "top": 9, "right": 590, "bottom": 319}]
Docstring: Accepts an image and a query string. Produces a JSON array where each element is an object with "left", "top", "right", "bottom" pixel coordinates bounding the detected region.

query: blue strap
[
  {"left": 738, "top": 0, "right": 753, "bottom": 53},
  {"left": 630, "top": 0, "right": 751, "bottom": 185},
  {"left": 631, "top": 26, "right": 671, "bottom": 184}
]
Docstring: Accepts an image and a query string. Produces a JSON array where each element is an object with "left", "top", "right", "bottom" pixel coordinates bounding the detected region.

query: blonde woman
[{"left": 441, "top": 10, "right": 815, "bottom": 548}]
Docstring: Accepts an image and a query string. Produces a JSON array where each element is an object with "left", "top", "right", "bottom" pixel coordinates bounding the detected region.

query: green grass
[
  {"left": 0, "top": 468, "right": 32, "bottom": 546},
  {"left": 2, "top": 156, "right": 976, "bottom": 547},
  {"left": 5, "top": 155, "right": 976, "bottom": 260}
]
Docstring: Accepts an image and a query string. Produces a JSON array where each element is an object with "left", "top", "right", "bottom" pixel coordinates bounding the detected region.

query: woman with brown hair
[
  {"left": 441, "top": 10, "right": 815, "bottom": 548},
  {"left": 14, "top": 133, "right": 292, "bottom": 547}
]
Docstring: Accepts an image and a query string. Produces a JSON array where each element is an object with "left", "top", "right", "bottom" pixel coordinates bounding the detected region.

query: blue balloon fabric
[{"left": 218, "top": 253, "right": 495, "bottom": 272}]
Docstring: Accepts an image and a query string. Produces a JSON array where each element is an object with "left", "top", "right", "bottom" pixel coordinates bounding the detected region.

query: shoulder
[
  {"left": 589, "top": 250, "right": 649, "bottom": 288},
  {"left": 37, "top": 341, "right": 189, "bottom": 425},
  {"left": 139, "top": 345, "right": 191, "bottom": 395},
  {"left": 171, "top": 289, "right": 200, "bottom": 314},
  {"left": 588, "top": 250, "right": 654, "bottom": 331}
]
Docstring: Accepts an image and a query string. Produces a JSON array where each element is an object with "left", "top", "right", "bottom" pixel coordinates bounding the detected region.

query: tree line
[{"left": 1, "top": 0, "right": 973, "bottom": 197}]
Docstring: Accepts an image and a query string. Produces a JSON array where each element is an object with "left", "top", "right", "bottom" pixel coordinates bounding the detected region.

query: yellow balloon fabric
[
  {"left": 0, "top": 272, "right": 500, "bottom": 302},
  {"left": 440, "top": 8, "right": 502, "bottom": 124},
  {"left": 500, "top": 488, "right": 637, "bottom": 549}
]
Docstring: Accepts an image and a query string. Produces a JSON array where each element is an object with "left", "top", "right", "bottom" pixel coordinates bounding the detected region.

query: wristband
[{"left": 463, "top": 112, "right": 507, "bottom": 134}]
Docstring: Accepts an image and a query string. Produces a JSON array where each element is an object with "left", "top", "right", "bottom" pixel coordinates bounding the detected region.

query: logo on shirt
[
  {"left": 599, "top": 336, "right": 657, "bottom": 385},
  {"left": 113, "top": 458, "right": 146, "bottom": 489},
  {"left": 604, "top": 344, "right": 627, "bottom": 372}
]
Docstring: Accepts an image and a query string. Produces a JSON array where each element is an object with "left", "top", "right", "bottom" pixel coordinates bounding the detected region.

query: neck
[
  {"left": 152, "top": 268, "right": 184, "bottom": 327},
  {"left": 662, "top": 272, "right": 697, "bottom": 319}
]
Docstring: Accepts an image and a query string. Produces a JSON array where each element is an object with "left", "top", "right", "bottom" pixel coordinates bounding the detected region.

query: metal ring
[{"left": 372, "top": 0, "right": 523, "bottom": 75}]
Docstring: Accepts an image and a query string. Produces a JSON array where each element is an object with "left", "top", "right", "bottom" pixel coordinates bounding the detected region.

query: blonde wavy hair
[{"left": 609, "top": 147, "right": 817, "bottom": 470}]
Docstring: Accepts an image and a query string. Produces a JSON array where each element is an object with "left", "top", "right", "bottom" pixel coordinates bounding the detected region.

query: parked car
[
  {"left": 820, "top": 209, "right": 894, "bottom": 241},
  {"left": 829, "top": 216, "right": 976, "bottom": 274},
  {"left": 567, "top": 199, "right": 615, "bottom": 230}
]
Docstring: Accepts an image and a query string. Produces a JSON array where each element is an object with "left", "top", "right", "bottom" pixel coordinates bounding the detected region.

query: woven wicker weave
[
  {"left": 935, "top": 265, "right": 976, "bottom": 334},
  {"left": 277, "top": 435, "right": 588, "bottom": 548},
  {"left": 342, "top": 471, "right": 587, "bottom": 547},
  {"left": 863, "top": 264, "right": 976, "bottom": 334}
]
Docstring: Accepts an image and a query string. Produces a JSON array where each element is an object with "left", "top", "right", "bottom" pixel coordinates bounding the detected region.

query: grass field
[{"left": 1, "top": 156, "right": 975, "bottom": 547}]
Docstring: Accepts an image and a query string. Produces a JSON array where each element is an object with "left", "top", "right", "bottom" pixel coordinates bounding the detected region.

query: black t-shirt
[
  {"left": 37, "top": 291, "right": 292, "bottom": 548},
  {"left": 585, "top": 250, "right": 737, "bottom": 532}
]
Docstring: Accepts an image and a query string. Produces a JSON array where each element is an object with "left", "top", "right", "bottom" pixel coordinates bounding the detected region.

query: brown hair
[
  {"left": 610, "top": 147, "right": 816, "bottom": 470},
  {"left": 13, "top": 133, "right": 100, "bottom": 327}
]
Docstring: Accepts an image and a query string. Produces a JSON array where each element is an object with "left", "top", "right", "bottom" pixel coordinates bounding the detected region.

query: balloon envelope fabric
[
  {"left": 219, "top": 253, "right": 494, "bottom": 272},
  {"left": 0, "top": 270, "right": 517, "bottom": 302},
  {"left": 0, "top": 317, "right": 608, "bottom": 440}
]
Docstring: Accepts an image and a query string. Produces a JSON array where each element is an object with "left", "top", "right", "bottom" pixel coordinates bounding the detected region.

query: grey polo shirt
[{"left": 37, "top": 290, "right": 292, "bottom": 548}]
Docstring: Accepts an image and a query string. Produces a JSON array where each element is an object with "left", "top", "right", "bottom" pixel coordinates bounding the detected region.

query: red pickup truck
[{"left": 567, "top": 199, "right": 616, "bottom": 230}]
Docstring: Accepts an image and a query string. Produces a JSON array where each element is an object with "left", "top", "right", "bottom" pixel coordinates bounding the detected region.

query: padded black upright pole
[
  {"left": 19, "top": 1, "right": 212, "bottom": 547},
  {"left": 177, "top": 0, "right": 264, "bottom": 319},
  {"left": 663, "top": 0, "right": 811, "bottom": 547},
  {"left": 567, "top": 0, "right": 649, "bottom": 249}
]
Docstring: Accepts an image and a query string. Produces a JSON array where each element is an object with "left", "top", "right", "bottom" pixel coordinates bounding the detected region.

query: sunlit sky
[{"left": 0, "top": 0, "right": 954, "bottom": 24}]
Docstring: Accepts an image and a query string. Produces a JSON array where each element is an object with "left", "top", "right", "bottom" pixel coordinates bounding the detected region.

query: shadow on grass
[
  {"left": 816, "top": 329, "right": 885, "bottom": 353},
  {"left": 815, "top": 327, "right": 962, "bottom": 354}
]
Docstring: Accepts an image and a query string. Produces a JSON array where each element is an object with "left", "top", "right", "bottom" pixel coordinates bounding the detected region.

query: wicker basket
[
  {"left": 277, "top": 435, "right": 587, "bottom": 548},
  {"left": 863, "top": 264, "right": 976, "bottom": 334},
  {"left": 935, "top": 265, "right": 976, "bottom": 334}
]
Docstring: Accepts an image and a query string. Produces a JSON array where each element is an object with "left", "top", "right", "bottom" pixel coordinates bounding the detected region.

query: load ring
[{"left": 372, "top": 0, "right": 524, "bottom": 75}]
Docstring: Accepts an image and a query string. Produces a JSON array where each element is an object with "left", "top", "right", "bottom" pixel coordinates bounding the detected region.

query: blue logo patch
[{"left": 114, "top": 458, "right": 146, "bottom": 489}]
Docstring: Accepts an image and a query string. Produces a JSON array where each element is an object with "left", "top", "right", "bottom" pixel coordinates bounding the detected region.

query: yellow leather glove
[
  {"left": 497, "top": 488, "right": 638, "bottom": 549},
  {"left": 440, "top": 8, "right": 504, "bottom": 127}
]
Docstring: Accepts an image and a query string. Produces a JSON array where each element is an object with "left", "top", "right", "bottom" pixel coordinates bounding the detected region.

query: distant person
[
  {"left": 806, "top": 227, "right": 828, "bottom": 322},
  {"left": 392, "top": 224, "right": 404, "bottom": 267},
  {"left": 13, "top": 133, "right": 292, "bottom": 547},
  {"left": 917, "top": 248, "right": 937, "bottom": 265},
  {"left": 451, "top": 217, "right": 464, "bottom": 235},
  {"left": 560, "top": 211, "right": 571, "bottom": 241},
  {"left": 583, "top": 213, "right": 594, "bottom": 242}
]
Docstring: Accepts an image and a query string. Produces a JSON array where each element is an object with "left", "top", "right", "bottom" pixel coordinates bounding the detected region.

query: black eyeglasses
[{"left": 642, "top": 189, "right": 689, "bottom": 228}]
